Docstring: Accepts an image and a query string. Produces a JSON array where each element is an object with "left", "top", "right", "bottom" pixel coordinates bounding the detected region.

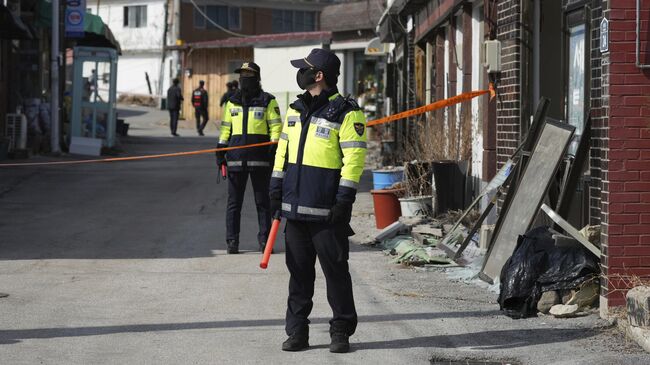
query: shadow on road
[
  {"left": 0, "top": 310, "right": 502, "bottom": 344},
  {"left": 116, "top": 108, "right": 149, "bottom": 118},
  {"left": 353, "top": 327, "right": 600, "bottom": 351}
]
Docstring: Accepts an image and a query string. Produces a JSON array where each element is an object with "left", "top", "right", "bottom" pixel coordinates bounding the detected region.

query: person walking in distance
[
  {"left": 192, "top": 80, "right": 209, "bottom": 136},
  {"left": 269, "top": 48, "right": 367, "bottom": 353},
  {"left": 220, "top": 80, "right": 239, "bottom": 107},
  {"left": 216, "top": 62, "right": 282, "bottom": 254},
  {"left": 166, "top": 78, "right": 183, "bottom": 136}
]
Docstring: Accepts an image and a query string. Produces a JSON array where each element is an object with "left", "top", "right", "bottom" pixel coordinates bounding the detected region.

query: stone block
[
  {"left": 549, "top": 304, "right": 579, "bottom": 318},
  {"left": 537, "top": 290, "right": 561, "bottom": 314},
  {"left": 627, "top": 286, "right": 650, "bottom": 328},
  {"left": 375, "top": 221, "right": 408, "bottom": 242}
]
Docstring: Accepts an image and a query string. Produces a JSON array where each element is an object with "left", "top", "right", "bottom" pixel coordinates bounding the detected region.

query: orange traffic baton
[{"left": 260, "top": 212, "right": 282, "bottom": 269}]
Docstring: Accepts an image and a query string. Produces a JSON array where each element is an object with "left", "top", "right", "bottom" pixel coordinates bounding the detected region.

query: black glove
[
  {"left": 269, "top": 144, "right": 278, "bottom": 163},
  {"left": 269, "top": 191, "right": 282, "bottom": 215},
  {"left": 329, "top": 201, "right": 353, "bottom": 225},
  {"left": 216, "top": 143, "right": 227, "bottom": 167}
]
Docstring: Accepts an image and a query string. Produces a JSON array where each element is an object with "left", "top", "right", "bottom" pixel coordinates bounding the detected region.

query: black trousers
[
  {"left": 284, "top": 220, "right": 357, "bottom": 336},
  {"left": 226, "top": 168, "right": 271, "bottom": 244},
  {"left": 169, "top": 109, "right": 179, "bottom": 134},
  {"left": 195, "top": 108, "right": 208, "bottom": 132}
]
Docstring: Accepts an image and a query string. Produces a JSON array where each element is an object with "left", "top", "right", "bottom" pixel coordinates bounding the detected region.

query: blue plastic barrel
[{"left": 372, "top": 168, "right": 404, "bottom": 190}]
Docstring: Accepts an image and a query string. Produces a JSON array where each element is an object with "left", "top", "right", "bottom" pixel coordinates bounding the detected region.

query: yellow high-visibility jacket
[
  {"left": 219, "top": 91, "right": 282, "bottom": 171},
  {"left": 270, "top": 90, "right": 367, "bottom": 222}
]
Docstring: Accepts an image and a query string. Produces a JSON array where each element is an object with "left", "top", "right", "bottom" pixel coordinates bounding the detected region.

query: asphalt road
[{"left": 0, "top": 105, "right": 648, "bottom": 364}]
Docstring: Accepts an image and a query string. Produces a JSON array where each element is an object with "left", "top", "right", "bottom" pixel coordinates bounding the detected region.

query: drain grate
[{"left": 430, "top": 359, "right": 521, "bottom": 365}]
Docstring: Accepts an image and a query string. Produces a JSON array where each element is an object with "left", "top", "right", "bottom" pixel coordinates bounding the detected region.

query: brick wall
[
  {"left": 495, "top": 0, "right": 522, "bottom": 169},
  {"left": 603, "top": 0, "right": 650, "bottom": 307}
]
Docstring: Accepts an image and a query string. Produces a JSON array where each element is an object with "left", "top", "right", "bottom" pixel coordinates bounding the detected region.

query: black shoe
[
  {"left": 258, "top": 241, "right": 274, "bottom": 253},
  {"left": 198, "top": 131, "right": 205, "bottom": 136},
  {"left": 329, "top": 332, "right": 350, "bottom": 353},
  {"left": 172, "top": 132, "right": 179, "bottom": 137},
  {"left": 226, "top": 240, "right": 239, "bottom": 254},
  {"left": 282, "top": 329, "right": 309, "bottom": 352}
]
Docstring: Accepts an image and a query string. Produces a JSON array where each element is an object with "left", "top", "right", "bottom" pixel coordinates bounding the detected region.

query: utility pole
[
  {"left": 173, "top": 0, "right": 180, "bottom": 79},
  {"left": 158, "top": 0, "right": 170, "bottom": 98},
  {"left": 51, "top": 0, "right": 61, "bottom": 154}
]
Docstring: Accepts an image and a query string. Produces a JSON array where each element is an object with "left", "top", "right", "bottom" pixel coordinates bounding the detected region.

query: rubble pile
[{"left": 370, "top": 100, "right": 606, "bottom": 320}]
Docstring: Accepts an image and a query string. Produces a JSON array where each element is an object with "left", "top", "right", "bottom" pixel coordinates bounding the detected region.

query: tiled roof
[
  {"left": 320, "top": 0, "right": 385, "bottom": 32},
  {"left": 172, "top": 31, "right": 332, "bottom": 50}
]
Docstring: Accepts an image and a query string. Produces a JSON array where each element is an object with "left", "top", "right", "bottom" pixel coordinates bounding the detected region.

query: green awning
[{"left": 35, "top": 0, "right": 121, "bottom": 52}]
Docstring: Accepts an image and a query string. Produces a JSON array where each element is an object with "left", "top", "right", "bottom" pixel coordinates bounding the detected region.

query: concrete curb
[{"left": 618, "top": 318, "right": 650, "bottom": 353}]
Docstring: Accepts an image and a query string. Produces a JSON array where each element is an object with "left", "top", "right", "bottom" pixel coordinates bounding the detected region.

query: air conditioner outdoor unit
[{"left": 5, "top": 114, "right": 27, "bottom": 152}]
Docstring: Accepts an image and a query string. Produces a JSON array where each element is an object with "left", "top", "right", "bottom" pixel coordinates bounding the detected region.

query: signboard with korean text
[{"left": 65, "top": 0, "right": 86, "bottom": 38}]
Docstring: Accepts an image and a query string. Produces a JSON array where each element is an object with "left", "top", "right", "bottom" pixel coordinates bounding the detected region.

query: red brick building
[
  {"left": 603, "top": 0, "right": 650, "bottom": 307},
  {"left": 494, "top": 0, "right": 650, "bottom": 310},
  {"left": 380, "top": 0, "right": 650, "bottom": 312}
]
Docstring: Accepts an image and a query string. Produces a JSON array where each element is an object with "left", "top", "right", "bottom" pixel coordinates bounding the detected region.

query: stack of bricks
[{"left": 602, "top": 0, "right": 650, "bottom": 307}]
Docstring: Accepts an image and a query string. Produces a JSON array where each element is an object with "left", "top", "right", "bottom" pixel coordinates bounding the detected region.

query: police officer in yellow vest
[
  {"left": 216, "top": 62, "right": 282, "bottom": 254},
  {"left": 269, "top": 49, "right": 367, "bottom": 353}
]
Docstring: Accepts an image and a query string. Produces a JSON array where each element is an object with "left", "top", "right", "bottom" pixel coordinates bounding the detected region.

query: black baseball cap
[
  {"left": 290, "top": 48, "right": 341, "bottom": 75},
  {"left": 235, "top": 62, "right": 261, "bottom": 76}
]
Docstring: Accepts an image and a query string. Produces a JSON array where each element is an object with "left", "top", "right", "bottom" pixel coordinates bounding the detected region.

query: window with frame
[
  {"left": 272, "top": 10, "right": 316, "bottom": 33},
  {"left": 194, "top": 5, "right": 241, "bottom": 30},
  {"left": 123, "top": 5, "right": 147, "bottom": 28}
]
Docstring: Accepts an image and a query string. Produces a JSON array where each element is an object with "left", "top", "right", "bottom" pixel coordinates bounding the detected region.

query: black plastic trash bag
[{"left": 497, "top": 226, "right": 599, "bottom": 319}]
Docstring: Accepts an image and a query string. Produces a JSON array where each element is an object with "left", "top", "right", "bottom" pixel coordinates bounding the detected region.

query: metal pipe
[
  {"left": 637, "top": 0, "right": 650, "bottom": 68},
  {"left": 51, "top": 0, "right": 61, "bottom": 153}
]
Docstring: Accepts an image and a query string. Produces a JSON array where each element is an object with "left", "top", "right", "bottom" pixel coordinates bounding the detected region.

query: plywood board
[
  {"left": 480, "top": 121, "right": 575, "bottom": 283},
  {"left": 182, "top": 47, "right": 253, "bottom": 122}
]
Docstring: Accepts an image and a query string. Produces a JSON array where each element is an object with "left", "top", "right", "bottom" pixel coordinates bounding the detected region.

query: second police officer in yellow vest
[
  {"left": 269, "top": 48, "right": 367, "bottom": 353},
  {"left": 216, "top": 62, "right": 282, "bottom": 254}
]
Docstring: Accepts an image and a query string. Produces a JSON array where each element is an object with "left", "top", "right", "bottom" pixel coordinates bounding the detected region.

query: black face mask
[
  {"left": 240, "top": 77, "right": 260, "bottom": 96},
  {"left": 296, "top": 68, "right": 318, "bottom": 90}
]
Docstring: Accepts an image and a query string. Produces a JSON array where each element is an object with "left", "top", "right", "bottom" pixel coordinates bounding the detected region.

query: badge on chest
[
  {"left": 253, "top": 110, "right": 264, "bottom": 119},
  {"left": 315, "top": 126, "right": 331, "bottom": 139}
]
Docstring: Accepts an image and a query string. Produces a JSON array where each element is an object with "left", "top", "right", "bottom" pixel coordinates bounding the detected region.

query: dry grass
[
  {"left": 396, "top": 109, "right": 475, "bottom": 198},
  {"left": 606, "top": 273, "right": 650, "bottom": 295},
  {"left": 602, "top": 272, "right": 650, "bottom": 320}
]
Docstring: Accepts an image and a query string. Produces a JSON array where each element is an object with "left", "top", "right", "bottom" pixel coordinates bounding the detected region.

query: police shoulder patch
[
  {"left": 354, "top": 123, "right": 365, "bottom": 136},
  {"left": 274, "top": 106, "right": 280, "bottom": 114}
]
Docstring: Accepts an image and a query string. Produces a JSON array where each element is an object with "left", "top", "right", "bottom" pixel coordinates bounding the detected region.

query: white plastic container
[
  {"left": 69, "top": 136, "right": 102, "bottom": 156},
  {"left": 399, "top": 195, "right": 434, "bottom": 217}
]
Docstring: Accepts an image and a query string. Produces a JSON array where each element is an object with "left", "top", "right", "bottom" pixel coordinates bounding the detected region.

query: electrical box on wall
[{"left": 484, "top": 40, "right": 501, "bottom": 73}]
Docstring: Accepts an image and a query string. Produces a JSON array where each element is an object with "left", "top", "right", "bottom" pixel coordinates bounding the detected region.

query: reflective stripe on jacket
[
  {"left": 270, "top": 92, "right": 367, "bottom": 222},
  {"left": 219, "top": 91, "right": 282, "bottom": 171}
]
